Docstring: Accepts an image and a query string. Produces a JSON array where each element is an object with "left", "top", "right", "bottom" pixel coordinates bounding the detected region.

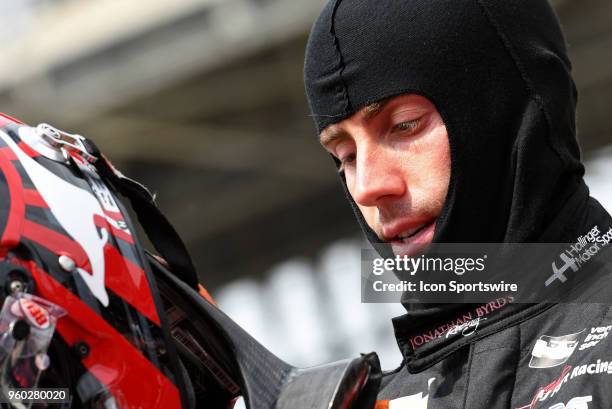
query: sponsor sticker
[
  {"left": 409, "top": 296, "right": 513, "bottom": 350},
  {"left": 519, "top": 358, "right": 612, "bottom": 408},
  {"left": 529, "top": 331, "right": 583, "bottom": 369},
  {"left": 578, "top": 326, "right": 611, "bottom": 351},
  {"left": 545, "top": 224, "right": 612, "bottom": 286},
  {"left": 516, "top": 365, "right": 572, "bottom": 409},
  {"left": 19, "top": 298, "right": 50, "bottom": 330}
]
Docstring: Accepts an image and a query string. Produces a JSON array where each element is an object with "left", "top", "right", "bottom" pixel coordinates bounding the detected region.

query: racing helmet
[
  {"left": 0, "top": 114, "right": 213, "bottom": 408},
  {"left": 0, "top": 113, "right": 382, "bottom": 409}
]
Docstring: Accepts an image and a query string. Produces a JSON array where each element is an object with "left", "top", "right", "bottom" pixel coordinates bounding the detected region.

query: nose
[{"left": 350, "top": 143, "right": 406, "bottom": 207}]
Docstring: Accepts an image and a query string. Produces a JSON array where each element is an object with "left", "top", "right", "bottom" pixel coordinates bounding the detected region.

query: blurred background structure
[{"left": 1, "top": 0, "right": 611, "bottom": 375}]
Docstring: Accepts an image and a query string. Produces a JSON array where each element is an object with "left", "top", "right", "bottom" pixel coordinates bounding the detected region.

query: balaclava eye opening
[{"left": 304, "top": 0, "right": 585, "bottom": 249}]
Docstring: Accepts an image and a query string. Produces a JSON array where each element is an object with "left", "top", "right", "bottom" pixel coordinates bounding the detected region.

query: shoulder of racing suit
[{"left": 377, "top": 300, "right": 612, "bottom": 409}]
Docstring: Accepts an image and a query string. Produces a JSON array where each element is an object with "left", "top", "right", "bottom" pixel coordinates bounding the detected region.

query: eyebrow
[
  {"left": 319, "top": 99, "right": 391, "bottom": 148},
  {"left": 362, "top": 98, "right": 390, "bottom": 121}
]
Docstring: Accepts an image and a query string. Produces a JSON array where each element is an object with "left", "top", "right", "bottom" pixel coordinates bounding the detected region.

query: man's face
[{"left": 320, "top": 94, "right": 451, "bottom": 256}]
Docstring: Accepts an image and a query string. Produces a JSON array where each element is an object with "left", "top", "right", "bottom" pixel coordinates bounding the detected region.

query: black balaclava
[
  {"left": 304, "top": 0, "right": 586, "bottom": 248},
  {"left": 304, "top": 0, "right": 612, "bottom": 372}
]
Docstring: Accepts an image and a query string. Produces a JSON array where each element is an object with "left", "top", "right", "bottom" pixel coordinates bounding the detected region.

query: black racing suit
[{"left": 377, "top": 186, "right": 612, "bottom": 409}]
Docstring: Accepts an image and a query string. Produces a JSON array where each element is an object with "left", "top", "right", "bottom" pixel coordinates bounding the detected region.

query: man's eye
[
  {"left": 337, "top": 153, "right": 356, "bottom": 173},
  {"left": 392, "top": 119, "right": 420, "bottom": 133}
]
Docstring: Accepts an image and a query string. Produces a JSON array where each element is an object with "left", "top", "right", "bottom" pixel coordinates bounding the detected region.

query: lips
[
  {"left": 395, "top": 223, "right": 430, "bottom": 240},
  {"left": 382, "top": 219, "right": 437, "bottom": 257},
  {"left": 383, "top": 219, "right": 434, "bottom": 242}
]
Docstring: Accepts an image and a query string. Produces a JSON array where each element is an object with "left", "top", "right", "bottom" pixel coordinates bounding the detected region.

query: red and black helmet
[
  {"left": 0, "top": 113, "right": 382, "bottom": 409},
  {"left": 0, "top": 114, "right": 195, "bottom": 407}
]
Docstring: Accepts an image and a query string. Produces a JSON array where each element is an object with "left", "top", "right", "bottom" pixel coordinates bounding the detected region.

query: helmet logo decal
[
  {"left": 0, "top": 131, "right": 111, "bottom": 306},
  {"left": 18, "top": 298, "right": 50, "bottom": 329}
]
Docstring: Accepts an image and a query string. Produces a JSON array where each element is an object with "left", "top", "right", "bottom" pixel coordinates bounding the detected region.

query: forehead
[{"left": 319, "top": 94, "right": 436, "bottom": 145}]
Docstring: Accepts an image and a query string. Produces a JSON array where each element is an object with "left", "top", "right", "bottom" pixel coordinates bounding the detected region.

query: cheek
[
  {"left": 404, "top": 123, "right": 451, "bottom": 199},
  {"left": 429, "top": 127, "right": 451, "bottom": 194}
]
